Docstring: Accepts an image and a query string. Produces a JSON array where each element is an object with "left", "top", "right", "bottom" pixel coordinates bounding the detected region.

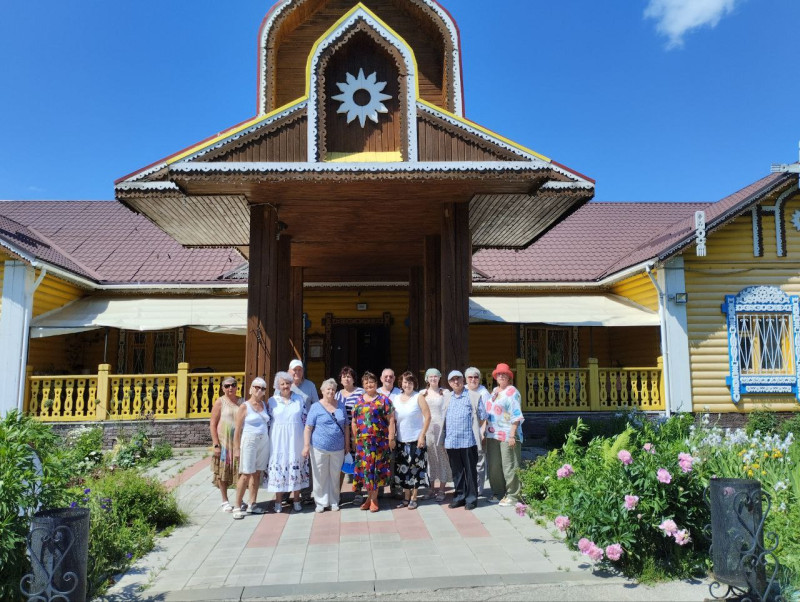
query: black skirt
[{"left": 393, "top": 441, "right": 429, "bottom": 489}]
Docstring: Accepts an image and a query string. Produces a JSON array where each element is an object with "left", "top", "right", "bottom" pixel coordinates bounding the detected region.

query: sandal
[
  {"left": 360, "top": 499, "right": 371, "bottom": 511},
  {"left": 408, "top": 500, "right": 418, "bottom": 510},
  {"left": 369, "top": 500, "right": 380, "bottom": 513},
  {"left": 396, "top": 500, "right": 410, "bottom": 509},
  {"left": 232, "top": 509, "right": 245, "bottom": 520},
  {"left": 221, "top": 502, "right": 233, "bottom": 513},
  {"left": 435, "top": 492, "right": 446, "bottom": 502},
  {"left": 249, "top": 505, "right": 265, "bottom": 514}
]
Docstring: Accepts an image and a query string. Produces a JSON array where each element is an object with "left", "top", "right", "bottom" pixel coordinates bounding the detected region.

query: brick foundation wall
[{"left": 48, "top": 419, "right": 212, "bottom": 449}]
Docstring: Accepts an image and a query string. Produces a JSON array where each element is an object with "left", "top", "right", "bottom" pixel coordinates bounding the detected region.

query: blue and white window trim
[{"left": 722, "top": 285, "right": 800, "bottom": 403}]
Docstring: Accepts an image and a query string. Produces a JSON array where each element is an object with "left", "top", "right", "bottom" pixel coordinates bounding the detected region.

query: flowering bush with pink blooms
[{"left": 519, "top": 414, "right": 710, "bottom": 580}]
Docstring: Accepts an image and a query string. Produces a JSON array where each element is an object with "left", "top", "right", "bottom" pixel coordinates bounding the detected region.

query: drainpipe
[
  {"left": 646, "top": 263, "right": 671, "bottom": 417},
  {"left": 17, "top": 266, "right": 47, "bottom": 410}
]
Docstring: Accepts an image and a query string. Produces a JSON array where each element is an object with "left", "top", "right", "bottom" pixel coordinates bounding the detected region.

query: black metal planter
[
  {"left": 707, "top": 478, "right": 782, "bottom": 602},
  {"left": 20, "top": 507, "right": 90, "bottom": 602}
]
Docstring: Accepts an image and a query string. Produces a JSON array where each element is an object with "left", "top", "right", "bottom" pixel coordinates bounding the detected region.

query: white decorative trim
[
  {"left": 694, "top": 211, "right": 707, "bottom": 257},
  {"left": 257, "top": 0, "right": 463, "bottom": 116},
  {"left": 169, "top": 160, "right": 552, "bottom": 175},
  {"left": 307, "top": 8, "right": 418, "bottom": 162},
  {"left": 751, "top": 207, "right": 762, "bottom": 257},
  {"left": 773, "top": 186, "right": 797, "bottom": 257},
  {"left": 540, "top": 181, "right": 594, "bottom": 190},
  {"left": 122, "top": 162, "right": 168, "bottom": 184},
  {"left": 792, "top": 210, "right": 800, "bottom": 232},
  {"left": 115, "top": 182, "right": 181, "bottom": 193}
]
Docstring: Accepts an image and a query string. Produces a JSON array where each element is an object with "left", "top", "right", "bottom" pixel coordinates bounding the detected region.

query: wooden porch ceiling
[{"left": 120, "top": 170, "right": 592, "bottom": 282}]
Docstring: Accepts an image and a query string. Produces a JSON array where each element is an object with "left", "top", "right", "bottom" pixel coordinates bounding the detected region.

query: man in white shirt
[{"left": 465, "top": 367, "right": 490, "bottom": 499}]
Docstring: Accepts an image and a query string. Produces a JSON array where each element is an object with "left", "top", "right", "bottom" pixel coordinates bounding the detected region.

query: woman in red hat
[{"left": 485, "top": 363, "right": 524, "bottom": 506}]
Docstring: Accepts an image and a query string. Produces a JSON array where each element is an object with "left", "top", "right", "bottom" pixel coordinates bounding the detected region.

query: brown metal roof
[
  {"left": 472, "top": 171, "right": 797, "bottom": 283},
  {"left": 0, "top": 201, "right": 245, "bottom": 285}
]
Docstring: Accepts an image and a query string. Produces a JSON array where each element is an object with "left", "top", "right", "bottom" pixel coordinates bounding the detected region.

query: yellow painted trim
[
  {"left": 326, "top": 151, "right": 403, "bottom": 162},
  {"left": 305, "top": 3, "right": 421, "bottom": 100},
  {"left": 417, "top": 98, "right": 551, "bottom": 162},
  {"left": 166, "top": 98, "right": 308, "bottom": 165}
]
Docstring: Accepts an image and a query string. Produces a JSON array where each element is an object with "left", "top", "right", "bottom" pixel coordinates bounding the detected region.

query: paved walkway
[{"left": 104, "top": 450, "right": 709, "bottom": 601}]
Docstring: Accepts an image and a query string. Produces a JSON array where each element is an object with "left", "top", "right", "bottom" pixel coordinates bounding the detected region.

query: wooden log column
[
  {"left": 276, "top": 234, "right": 292, "bottom": 370},
  {"left": 440, "top": 202, "right": 470, "bottom": 374},
  {"left": 407, "top": 266, "right": 423, "bottom": 377},
  {"left": 422, "top": 235, "right": 442, "bottom": 371},
  {"left": 290, "top": 266, "right": 304, "bottom": 362},
  {"left": 246, "top": 204, "right": 279, "bottom": 389}
]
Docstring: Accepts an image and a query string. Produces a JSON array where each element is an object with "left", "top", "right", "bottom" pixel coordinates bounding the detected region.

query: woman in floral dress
[
  {"left": 209, "top": 376, "right": 243, "bottom": 512},
  {"left": 351, "top": 371, "right": 396, "bottom": 512},
  {"left": 419, "top": 368, "right": 451, "bottom": 501},
  {"left": 485, "top": 362, "right": 525, "bottom": 506},
  {"left": 267, "top": 371, "right": 310, "bottom": 512}
]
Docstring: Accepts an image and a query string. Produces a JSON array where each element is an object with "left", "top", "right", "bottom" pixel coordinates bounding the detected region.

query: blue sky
[{"left": 1, "top": 0, "right": 798, "bottom": 203}]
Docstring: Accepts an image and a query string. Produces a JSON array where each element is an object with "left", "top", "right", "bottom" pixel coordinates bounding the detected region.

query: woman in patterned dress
[
  {"left": 351, "top": 371, "right": 396, "bottom": 512},
  {"left": 209, "top": 376, "right": 243, "bottom": 512},
  {"left": 419, "top": 368, "right": 451, "bottom": 502},
  {"left": 267, "top": 371, "right": 310, "bottom": 513},
  {"left": 393, "top": 371, "right": 430, "bottom": 509},
  {"left": 485, "top": 363, "right": 525, "bottom": 506}
]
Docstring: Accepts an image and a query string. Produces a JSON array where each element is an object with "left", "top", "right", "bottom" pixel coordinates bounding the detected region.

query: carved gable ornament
[{"left": 332, "top": 69, "right": 392, "bottom": 127}]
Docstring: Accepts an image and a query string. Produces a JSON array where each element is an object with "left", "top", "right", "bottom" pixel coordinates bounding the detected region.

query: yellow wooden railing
[
  {"left": 479, "top": 357, "right": 665, "bottom": 412},
  {"left": 25, "top": 363, "right": 245, "bottom": 421}
]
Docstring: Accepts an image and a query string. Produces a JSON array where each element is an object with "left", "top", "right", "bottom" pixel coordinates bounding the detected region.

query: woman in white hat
[{"left": 232, "top": 377, "right": 271, "bottom": 519}]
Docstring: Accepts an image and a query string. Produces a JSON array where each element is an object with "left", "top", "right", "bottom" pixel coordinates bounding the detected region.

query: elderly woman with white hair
[
  {"left": 267, "top": 371, "right": 310, "bottom": 513},
  {"left": 302, "top": 378, "right": 349, "bottom": 512},
  {"left": 419, "top": 368, "right": 451, "bottom": 502},
  {"left": 232, "top": 377, "right": 270, "bottom": 519}
]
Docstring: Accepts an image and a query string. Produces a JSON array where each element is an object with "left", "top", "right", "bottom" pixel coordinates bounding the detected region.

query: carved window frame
[{"left": 722, "top": 285, "right": 800, "bottom": 403}]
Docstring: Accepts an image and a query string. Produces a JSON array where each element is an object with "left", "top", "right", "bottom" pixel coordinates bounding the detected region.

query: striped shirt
[
  {"left": 444, "top": 390, "right": 487, "bottom": 449},
  {"left": 336, "top": 387, "right": 365, "bottom": 428}
]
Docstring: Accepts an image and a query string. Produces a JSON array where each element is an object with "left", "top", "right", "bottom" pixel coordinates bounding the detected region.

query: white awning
[
  {"left": 30, "top": 297, "right": 248, "bottom": 338},
  {"left": 469, "top": 295, "right": 659, "bottom": 326}
]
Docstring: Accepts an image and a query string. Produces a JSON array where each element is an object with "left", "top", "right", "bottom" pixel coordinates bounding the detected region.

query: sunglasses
[
  {"left": 252, "top": 385, "right": 267, "bottom": 391},
  {"left": 223, "top": 383, "right": 237, "bottom": 389}
]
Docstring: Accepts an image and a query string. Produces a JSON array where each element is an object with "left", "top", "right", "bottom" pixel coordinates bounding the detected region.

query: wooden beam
[
  {"left": 245, "top": 205, "right": 279, "bottom": 388},
  {"left": 408, "top": 266, "right": 423, "bottom": 377},
  {"left": 422, "top": 234, "right": 441, "bottom": 371},
  {"left": 440, "top": 202, "right": 470, "bottom": 374}
]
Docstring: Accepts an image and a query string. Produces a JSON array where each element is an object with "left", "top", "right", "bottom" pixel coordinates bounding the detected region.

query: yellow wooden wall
[
  {"left": 610, "top": 272, "right": 659, "bottom": 311},
  {"left": 186, "top": 330, "right": 245, "bottom": 372},
  {"left": 685, "top": 190, "right": 800, "bottom": 413},
  {"left": 469, "top": 324, "right": 516, "bottom": 368}
]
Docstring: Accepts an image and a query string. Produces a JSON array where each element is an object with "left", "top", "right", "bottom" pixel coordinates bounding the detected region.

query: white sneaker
[
  {"left": 315, "top": 505, "right": 325, "bottom": 513},
  {"left": 293, "top": 501, "right": 303, "bottom": 512},
  {"left": 274, "top": 501, "right": 282, "bottom": 513},
  {"left": 331, "top": 504, "right": 340, "bottom": 512},
  {"left": 498, "top": 497, "right": 513, "bottom": 507}
]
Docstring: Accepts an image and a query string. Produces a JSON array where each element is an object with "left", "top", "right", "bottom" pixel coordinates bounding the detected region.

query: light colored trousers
[
  {"left": 310, "top": 447, "right": 344, "bottom": 508},
  {"left": 486, "top": 437, "right": 522, "bottom": 502}
]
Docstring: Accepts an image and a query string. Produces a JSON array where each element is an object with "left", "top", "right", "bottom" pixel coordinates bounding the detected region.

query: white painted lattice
[{"left": 737, "top": 313, "right": 795, "bottom": 375}]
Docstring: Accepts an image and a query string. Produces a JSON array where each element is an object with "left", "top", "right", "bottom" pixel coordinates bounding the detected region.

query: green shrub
[
  {"left": 0, "top": 411, "right": 72, "bottom": 600},
  {"left": 746, "top": 410, "right": 780, "bottom": 436},
  {"left": 110, "top": 427, "right": 173, "bottom": 469},
  {"left": 71, "top": 469, "right": 186, "bottom": 597},
  {"left": 546, "top": 414, "right": 629, "bottom": 448},
  {"left": 64, "top": 426, "right": 105, "bottom": 475},
  {"left": 779, "top": 414, "right": 800, "bottom": 439}
]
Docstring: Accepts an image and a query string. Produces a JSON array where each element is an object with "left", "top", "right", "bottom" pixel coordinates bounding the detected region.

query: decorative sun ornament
[
  {"left": 332, "top": 69, "right": 392, "bottom": 127},
  {"left": 792, "top": 210, "right": 800, "bottom": 232}
]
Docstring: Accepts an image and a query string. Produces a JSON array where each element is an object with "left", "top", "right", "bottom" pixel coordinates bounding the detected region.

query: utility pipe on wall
[{"left": 646, "top": 263, "right": 671, "bottom": 417}]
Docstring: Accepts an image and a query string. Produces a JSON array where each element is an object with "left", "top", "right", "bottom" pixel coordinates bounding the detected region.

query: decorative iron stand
[
  {"left": 20, "top": 507, "right": 90, "bottom": 602},
  {"left": 705, "top": 478, "right": 782, "bottom": 602}
]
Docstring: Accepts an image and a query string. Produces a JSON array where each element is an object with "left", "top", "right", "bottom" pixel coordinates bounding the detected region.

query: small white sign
[{"left": 695, "top": 211, "right": 707, "bottom": 257}]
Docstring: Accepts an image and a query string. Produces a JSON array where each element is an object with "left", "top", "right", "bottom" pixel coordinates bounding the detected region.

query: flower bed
[{"left": 519, "top": 412, "right": 799, "bottom": 592}]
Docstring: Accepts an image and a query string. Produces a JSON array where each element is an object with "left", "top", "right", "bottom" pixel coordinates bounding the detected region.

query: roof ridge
[{"left": 24, "top": 223, "right": 104, "bottom": 281}]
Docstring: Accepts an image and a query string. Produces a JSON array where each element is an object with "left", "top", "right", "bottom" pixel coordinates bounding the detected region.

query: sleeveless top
[
  {"left": 394, "top": 393, "right": 423, "bottom": 443},
  {"left": 242, "top": 400, "right": 270, "bottom": 435}
]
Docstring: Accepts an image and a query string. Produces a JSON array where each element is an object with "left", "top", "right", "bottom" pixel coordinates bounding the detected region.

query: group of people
[{"left": 209, "top": 359, "right": 524, "bottom": 519}]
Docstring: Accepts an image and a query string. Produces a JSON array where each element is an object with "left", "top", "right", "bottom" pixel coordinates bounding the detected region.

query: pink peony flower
[
  {"left": 515, "top": 502, "right": 528, "bottom": 517},
  {"left": 674, "top": 529, "right": 691, "bottom": 546},
  {"left": 618, "top": 450, "right": 633, "bottom": 465},
  {"left": 657, "top": 468, "right": 672, "bottom": 484},
  {"left": 678, "top": 452, "right": 694, "bottom": 473},
  {"left": 557, "top": 464, "right": 575, "bottom": 479},
  {"left": 554, "top": 515, "right": 571, "bottom": 532},
  {"left": 659, "top": 519, "right": 678, "bottom": 536},
  {"left": 605, "top": 543, "right": 623, "bottom": 561},
  {"left": 577, "top": 537, "right": 592, "bottom": 552},
  {"left": 624, "top": 495, "right": 639, "bottom": 510},
  {"left": 587, "top": 544, "right": 604, "bottom": 561},
  {"left": 643, "top": 442, "right": 655, "bottom": 453}
]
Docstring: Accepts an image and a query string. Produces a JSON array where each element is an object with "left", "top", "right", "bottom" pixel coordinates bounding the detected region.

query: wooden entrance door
[{"left": 325, "top": 313, "right": 391, "bottom": 380}]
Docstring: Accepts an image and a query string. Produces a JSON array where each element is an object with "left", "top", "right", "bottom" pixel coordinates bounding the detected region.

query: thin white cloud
[{"left": 644, "top": 0, "right": 742, "bottom": 49}]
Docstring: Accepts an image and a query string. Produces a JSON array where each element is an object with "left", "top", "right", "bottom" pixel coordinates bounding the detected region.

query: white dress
[
  {"left": 424, "top": 389, "right": 452, "bottom": 485},
  {"left": 267, "top": 393, "right": 310, "bottom": 492}
]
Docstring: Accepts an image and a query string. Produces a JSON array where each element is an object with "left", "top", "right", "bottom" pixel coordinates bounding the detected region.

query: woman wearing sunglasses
[
  {"left": 209, "top": 376, "right": 243, "bottom": 512},
  {"left": 232, "top": 377, "right": 271, "bottom": 519}
]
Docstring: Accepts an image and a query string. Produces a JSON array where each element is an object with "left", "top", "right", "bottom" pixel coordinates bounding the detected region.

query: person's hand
[
  {"left": 416, "top": 435, "right": 426, "bottom": 449},
  {"left": 302, "top": 445, "right": 310, "bottom": 459},
  {"left": 233, "top": 447, "right": 240, "bottom": 458},
  {"left": 389, "top": 438, "right": 396, "bottom": 451},
  {"left": 213, "top": 445, "right": 221, "bottom": 457},
  {"left": 507, "top": 436, "right": 516, "bottom": 448}
]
